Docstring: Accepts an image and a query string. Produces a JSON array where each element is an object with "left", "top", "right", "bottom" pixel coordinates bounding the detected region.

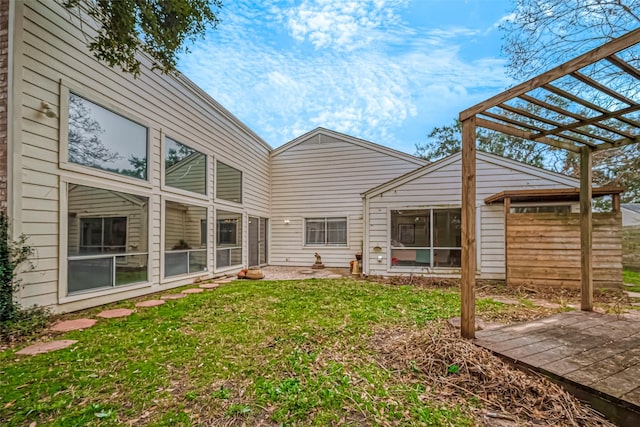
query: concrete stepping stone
[
  {"left": 135, "top": 299, "right": 165, "bottom": 308},
  {"left": 50, "top": 318, "right": 96, "bottom": 332},
  {"left": 96, "top": 308, "right": 134, "bottom": 318},
  {"left": 489, "top": 296, "right": 521, "bottom": 305},
  {"left": 327, "top": 274, "right": 343, "bottom": 279},
  {"left": 625, "top": 291, "right": 640, "bottom": 299},
  {"left": 161, "top": 293, "right": 186, "bottom": 300},
  {"left": 216, "top": 279, "right": 234, "bottom": 283},
  {"left": 199, "top": 283, "right": 219, "bottom": 289},
  {"left": 17, "top": 340, "right": 78, "bottom": 355},
  {"left": 183, "top": 288, "right": 203, "bottom": 294}
]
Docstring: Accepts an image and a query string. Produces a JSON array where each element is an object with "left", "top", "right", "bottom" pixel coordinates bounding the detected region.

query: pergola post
[
  {"left": 580, "top": 146, "right": 593, "bottom": 311},
  {"left": 461, "top": 116, "right": 477, "bottom": 339}
]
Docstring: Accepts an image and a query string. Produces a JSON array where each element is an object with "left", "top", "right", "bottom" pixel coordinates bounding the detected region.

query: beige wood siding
[
  {"left": 14, "top": 1, "right": 270, "bottom": 311},
  {"left": 366, "top": 153, "right": 579, "bottom": 278},
  {"left": 270, "top": 133, "right": 425, "bottom": 267}
]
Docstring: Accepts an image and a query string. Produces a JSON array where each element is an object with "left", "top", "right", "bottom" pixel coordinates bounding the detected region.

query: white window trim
[
  {"left": 303, "top": 216, "right": 348, "bottom": 247},
  {"left": 160, "top": 195, "right": 210, "bottom": 284},
  {"left": 58, "top": 80, "right": 153, "bottom": 189},
  {"left": 58, "top": 177, "right": 152, "bottom": 304},
  {"left": 159, "top": 130, "right": 210, "bottom": 201}
]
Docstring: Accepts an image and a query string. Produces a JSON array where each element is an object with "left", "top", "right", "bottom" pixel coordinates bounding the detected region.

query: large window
[
  {"left": 305, "top": 217, "right": 347, "bottom": 245},
  {"left": 216, "top": 161, "right": 242, "bottom": 203},
  {"left": 390, "top": 209, "right": 461, "bottom": 268},
  {"left": 165, "top": 137, "right": 206, "bottom": 195},
  {"left": 216, "top": 210, "right": 242, "bottom": 269},
  {"left": 164, "top": 201, "right": 207, "bottom": 277},
  {"left": 67, "top": 184, "right": 148, "bottom": 294},
  {"left": 68, "top": 93, "right": 148, "bottom": 180}
]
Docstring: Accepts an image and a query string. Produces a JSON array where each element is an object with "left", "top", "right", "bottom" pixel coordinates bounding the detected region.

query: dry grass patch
[{"left": 372, "top": 322, "right": 613, "bottom": 426}]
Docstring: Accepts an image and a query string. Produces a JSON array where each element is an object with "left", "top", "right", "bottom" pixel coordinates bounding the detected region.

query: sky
[{"left": 178, "top": 0, "right": 515, "bottom": 154}]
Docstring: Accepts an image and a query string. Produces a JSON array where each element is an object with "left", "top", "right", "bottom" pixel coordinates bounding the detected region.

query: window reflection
[
  {"left": 68, "top": 93, "right": 148, "bottom": 179},
  {"left": 216, "top": 161, "right": 242, "bottom": 203},
  {"left": 165, "top": 138, "right": 206, "bottom": 195}
]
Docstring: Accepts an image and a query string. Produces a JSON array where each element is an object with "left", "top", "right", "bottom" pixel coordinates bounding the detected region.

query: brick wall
[{"left": 0, "top": 0, "right": 9, "bottom": 211}]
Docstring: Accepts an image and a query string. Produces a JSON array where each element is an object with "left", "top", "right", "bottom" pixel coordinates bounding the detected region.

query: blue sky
[{"left": 179, "top": 0, "right": 515, "bottom": 153}]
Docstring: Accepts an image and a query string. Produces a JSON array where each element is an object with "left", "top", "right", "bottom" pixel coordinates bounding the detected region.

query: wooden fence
[{"left": 506, "top": 212, "right": 622, "bottom": 289}]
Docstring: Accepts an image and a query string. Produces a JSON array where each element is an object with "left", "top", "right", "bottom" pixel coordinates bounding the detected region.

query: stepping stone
[
  {"left": 299, "top": 269, "right": 315, "bottom": 275},
  {"left": 490, "top": 296, "right": 520, "bottom": 305},
  {"left": 50, "top": 318, "right": 96, "bottom": 332},
  {"left": 183, "top": 288, "right": 203, "bottom": 294},
  {"left": 161, "top": 293, "right": 186, "bottom": 300},
  {"left": 216, "top": 279, "right": 233, "bottom": 283},
  {"left": 97, "top": 308, "right": 134, "bottom": 318},
  {"left": 135, "top": 299, "right": 165, "bottom": 308},
  {"left": 199, "top": 283, "right": 219, "bottom": 289},
  {"left": 626, "top": 291, "right": 640, "bottom": 299},
  {"left": 327, "top": 274, "right": 343, "bottom": 279},
  {"left": 16, "top": 340, "right": 78, "bottom": 355}
]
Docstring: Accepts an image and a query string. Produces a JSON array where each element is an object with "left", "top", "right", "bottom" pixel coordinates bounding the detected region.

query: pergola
[{"left": 459, "top": 28, "right": 640, "bottom": 339}]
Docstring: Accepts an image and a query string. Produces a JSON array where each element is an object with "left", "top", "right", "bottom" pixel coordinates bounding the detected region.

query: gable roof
[
  {"left": 362, "top": 151, "right": 580, "bottom": 198},
  {"left": 271, "top": 127, "right": 428, "bottom": 166},
  {"left": 622, "top": 204, "right": 640, "bottom": 214}
]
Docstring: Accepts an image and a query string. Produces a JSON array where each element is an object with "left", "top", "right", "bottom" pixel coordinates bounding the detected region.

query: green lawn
[
  {"left": 0, "top": 279, "right": 546, "bottom": 426},
  {"left": 624, "top": 269, "right": 640, "bottom": 292}
]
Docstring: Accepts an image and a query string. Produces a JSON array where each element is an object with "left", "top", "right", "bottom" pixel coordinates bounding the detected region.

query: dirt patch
[{"left": 371, "top": 322, "right": 614, "bottom": 426}]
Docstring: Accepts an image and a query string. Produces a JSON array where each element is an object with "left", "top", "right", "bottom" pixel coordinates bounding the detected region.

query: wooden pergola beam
[
  {"left": 519, "top": 94, "right": 635, "bottom": 140},
  {"left": 460, "top": 27, "right": 640, "bottom": 121},
  {"left": 481, "top": 111, "right": 590, "bottom": 146},
  {"left": 543, "top": 83, "right": 640, "bottom": 129},
  {"left": 476, "top": 118, "right": 581, "bottom": 152},
  {"left": 606, "top": 54, "right": 640, "bottom": 82},
  {"left": 533, "top": 103, "right": 640, "bottom": 142},
  {"left": 497, "top": 103, "right": 606, "bottom": 146},
  {"left": 570, "top": 71, "right": 638, "bottom": 106}
]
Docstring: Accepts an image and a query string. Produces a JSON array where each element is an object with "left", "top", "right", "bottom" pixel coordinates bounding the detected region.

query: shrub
[{"left": 0, "top": 211, "right": 50, "bottom": 343}]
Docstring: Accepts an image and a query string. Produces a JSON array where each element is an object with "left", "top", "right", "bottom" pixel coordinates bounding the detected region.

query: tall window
[
  {"left": 68, "top": 93, "right": 148, "bottom": 180},
  {"left": 216, "top": 161, "right": 242, "bottom": 203},
  {"left": 216, "top": 210, "right": 242, "bottom": 269},
  {"left": 164, "top": 137, "right": 206, "bottom": 195},
  {"left": 305, "top": 217, "right": 347, "bottom": 245},
  {"left": 390, "top": 209, "right": 461, "bottom": 268},
  {"left": 164, "top": 201, "right": 207, "bottom": 277},
  {"left": 67, "top": 184, "right": 148, "bottom": 294}
]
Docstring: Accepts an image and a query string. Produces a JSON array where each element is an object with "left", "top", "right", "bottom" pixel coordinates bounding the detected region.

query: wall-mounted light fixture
[
  {"left": 40, "top": 101, "right": 58, "bottom": 118},
  {"left": 283, "top": 219, "right": 290, "bottom": 225}
]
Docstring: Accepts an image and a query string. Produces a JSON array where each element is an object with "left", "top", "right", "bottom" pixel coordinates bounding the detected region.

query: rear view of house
[{"left": 0, "top": 1, "right": 625, "bottom": 314}]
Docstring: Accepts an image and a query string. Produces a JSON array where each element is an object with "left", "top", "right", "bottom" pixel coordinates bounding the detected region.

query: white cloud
[
  {"left": 179, "top": 1, "right": 513, "bottom": 149},
  {"left": 280, "top": 0, "right": 410, "bottom": 51}
]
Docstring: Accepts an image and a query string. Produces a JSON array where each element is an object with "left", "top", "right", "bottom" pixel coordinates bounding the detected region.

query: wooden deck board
[{"left": 475, "top": 311, "right": 640, "bottom": 425}]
